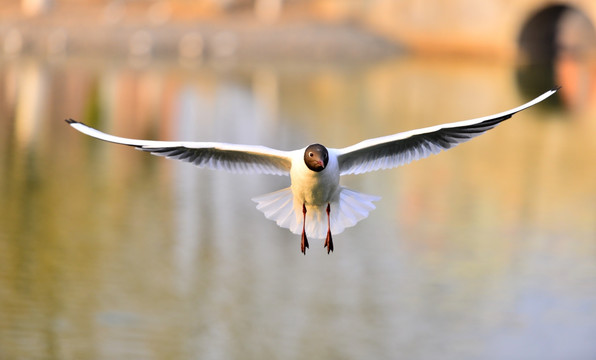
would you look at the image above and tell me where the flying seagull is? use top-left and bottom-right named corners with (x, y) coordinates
top-left (66, 88), bottom-right (558, 254)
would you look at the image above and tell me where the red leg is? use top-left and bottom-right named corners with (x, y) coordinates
top-left (324, 203), bottom-right (334, 254)
top-left (301, 203), bottom-right (309, 255)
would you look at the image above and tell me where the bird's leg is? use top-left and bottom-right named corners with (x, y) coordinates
top-left (301, 203), bottom-right (309, 255)
top-left (324, 203), bottom-right (334, 254)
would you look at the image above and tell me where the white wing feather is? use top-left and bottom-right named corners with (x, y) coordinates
top-left (65, 120), bottom-right (292, 176)
top-left (336, 88), bottom-right (559, 175)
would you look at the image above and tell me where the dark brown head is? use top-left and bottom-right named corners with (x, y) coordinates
top-left (304, 144), bottom-right (329, 172)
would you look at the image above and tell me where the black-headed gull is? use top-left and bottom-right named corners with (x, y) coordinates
top-left (66, 88), bottom-right (558, 254)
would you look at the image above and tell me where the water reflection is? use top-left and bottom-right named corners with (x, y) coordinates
top-left (1, 56), bottom-right (595, 360)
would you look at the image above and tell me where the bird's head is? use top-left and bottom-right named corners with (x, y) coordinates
top-left (304, 144), bottom-right (329, 172)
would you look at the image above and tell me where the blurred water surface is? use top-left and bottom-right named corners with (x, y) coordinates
top-left (1, 55), bottom-right (595, 360)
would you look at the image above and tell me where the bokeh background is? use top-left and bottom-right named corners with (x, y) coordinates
top-left (1, 1), bottom-right (595, 359)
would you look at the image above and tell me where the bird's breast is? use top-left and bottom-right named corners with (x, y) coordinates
top-left (290, 151), bottom-right (340, 206)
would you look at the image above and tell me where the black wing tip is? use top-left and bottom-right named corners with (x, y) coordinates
top-left (551, 85), bottom-right (562, 92)
top-left (65, 118), bottom-right (80, 125)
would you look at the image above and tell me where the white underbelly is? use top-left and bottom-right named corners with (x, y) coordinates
top-left (293, 172), bottom-right (340, 206)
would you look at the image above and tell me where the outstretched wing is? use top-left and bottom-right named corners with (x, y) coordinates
top-left (336, 88), bottom-right (558, 175)
top-left (65, 120), bottom-right (292, 176)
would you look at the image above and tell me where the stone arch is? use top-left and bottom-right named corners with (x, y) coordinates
top-left (517, 4), bottom-right (596, 109)
top-left (518, 4), bottom-right (596, 64)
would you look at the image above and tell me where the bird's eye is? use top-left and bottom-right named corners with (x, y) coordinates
top-left (309, 152), bottom-right (314, 157)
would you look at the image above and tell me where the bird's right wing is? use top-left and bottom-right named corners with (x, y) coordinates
top-left (66, 120), bottom-right (292, 176)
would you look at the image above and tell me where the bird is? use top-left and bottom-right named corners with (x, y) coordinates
top-left (65, 87), bottom-right (558, 254)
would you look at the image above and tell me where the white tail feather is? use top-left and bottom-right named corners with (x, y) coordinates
top-left (253, 188), bottom-right (299, 233)
top-left (252, 187), bottom-right (380, 239)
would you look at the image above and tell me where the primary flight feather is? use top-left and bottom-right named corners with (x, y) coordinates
top-left (66, 88), bottom-right (558, 254)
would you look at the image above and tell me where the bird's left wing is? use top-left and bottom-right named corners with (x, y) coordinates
top-left (336, 88), bottom-right (558, 175)
top-left (65, 120), bottom-right (292, 176)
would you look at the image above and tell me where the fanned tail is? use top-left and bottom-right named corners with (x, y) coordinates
top-left (252, 187), bottom-right (380, 239)
top-left (252, 187), bottom-right (301, 234)
top-left (332, 188), bottom-right (380, 235)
